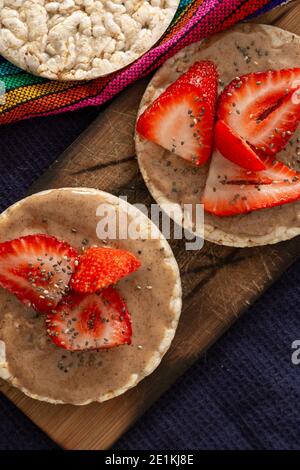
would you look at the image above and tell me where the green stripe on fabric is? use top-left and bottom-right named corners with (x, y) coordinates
top-left (2, 73), bottom-right (45, 92)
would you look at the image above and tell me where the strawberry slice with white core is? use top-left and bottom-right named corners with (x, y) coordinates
top-left (0, 234), bottom-right (78, 313)
top-left (136, 61), bottom-right (218, 165)
top-left (202, 150), bottom-right (300, 216)
top-left (218, 68), bottom-right (300, 154)
top-left (46, 287), bottom-right (132, 351)
top-left (215, 120), bottom-right (266, 171)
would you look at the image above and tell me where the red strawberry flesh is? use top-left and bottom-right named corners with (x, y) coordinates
top-left (136, 60), bottom-right (218, 166)
top-left (249, 88), bottom-right (300, 154)
top-left (218, 68), bottom-right (300, 154)
top-left (202, 150), bottom-right (300, 216)
top-left (71, 246), bottom-right (141, 293)
top-left (0, 234), bottom-right (78, 313)
top-left (215, 120), bottom-right (266, 171)
top-left (46, 286), bottom-right (132, 351)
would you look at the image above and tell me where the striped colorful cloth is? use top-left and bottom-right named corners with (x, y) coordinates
top-left (0, 0), bottom-right (289, 126)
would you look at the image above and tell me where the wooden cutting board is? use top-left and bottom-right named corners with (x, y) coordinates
top-left (1, 2), bottom-right (300, 451)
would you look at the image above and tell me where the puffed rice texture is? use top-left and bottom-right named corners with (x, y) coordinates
top-left (0, 0), bottom-right (179, 80)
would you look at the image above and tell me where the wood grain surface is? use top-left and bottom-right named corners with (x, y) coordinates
top-left (1, 2), bottom-right (300, 450)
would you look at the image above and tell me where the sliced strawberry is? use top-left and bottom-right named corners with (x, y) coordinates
top-left (218, 68), bottom-right (300, 154)
top-left (46, 286), bottom-right (132, 351)
top-left (202, 150), bottom-right (300, 216)
top-left (0, 234), bottom-right (78, 313)
top-left (215, 120), bottom-right (266, 171)
top-left (70, 246), bottom-right (141, 293)
top-left (249, 88), bottom-right (300, 154)
top-left (136, 60), bottom-right (218, 165)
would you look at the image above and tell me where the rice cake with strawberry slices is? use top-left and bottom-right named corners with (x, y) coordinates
top-left (0, 188), bottom-right (181, 405)
top-left (136, 24), bottom-right (300, 247)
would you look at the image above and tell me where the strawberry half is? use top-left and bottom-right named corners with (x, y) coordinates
top-left (215, 120), bottom-right (266, 171)
top-left (218, 68), bottom-right (300, 154)
top-left (70, 246), bottom-right (141, 293)
top-left (0, 234), bottom-right (78, 313)
top-left (46, 286), bottom-right (132, 351)
top-left (202, 150), bottom-right (300, 216)
top-left (136, 60), bottom-right (218, 165)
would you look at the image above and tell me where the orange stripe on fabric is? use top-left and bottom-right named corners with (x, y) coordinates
top-left (0, 81), bottom-right (74, 112)
top-left (0, 78), bottom-right (113, 123)
top-left (0, 74), bottom-right (111, 114)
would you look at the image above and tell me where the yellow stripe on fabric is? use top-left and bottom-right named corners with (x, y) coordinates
top-left (0, 80), bottom-right (75, 112)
